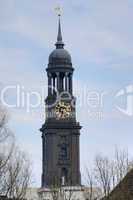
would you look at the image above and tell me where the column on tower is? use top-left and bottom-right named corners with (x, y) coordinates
top-left (48, 73), bottom-right (52, 96)
top-left (53, 75), bottom-right (56, 94)
top-left (56, 72), bottom-right (60, 92)
top-left (65, 72), bottom-right (68, 92)
top-left (63, 74), bottom-right (65, 91)
top-left (60, 73), bottom-right (64, 92)
top-left (69, 73), bottom-right (73, 94)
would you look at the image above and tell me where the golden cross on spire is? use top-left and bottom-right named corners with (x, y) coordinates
top-left (55, 5), bottom-right (62, 17)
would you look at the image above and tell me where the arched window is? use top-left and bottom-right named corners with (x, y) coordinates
top-left (61, 167), bottom-right (68, 185)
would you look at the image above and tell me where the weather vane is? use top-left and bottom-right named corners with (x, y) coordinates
top-left (54, 5), bottom-right (62, 17)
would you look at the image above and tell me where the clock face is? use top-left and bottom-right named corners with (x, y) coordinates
top-left (55, 101), bottom-right (71, 119)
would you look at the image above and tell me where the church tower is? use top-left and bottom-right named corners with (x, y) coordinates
top-left (40, 15), bottom-right (81, 187)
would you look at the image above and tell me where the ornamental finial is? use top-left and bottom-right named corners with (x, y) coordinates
top-left (55, 6), bottom-right (62, 17)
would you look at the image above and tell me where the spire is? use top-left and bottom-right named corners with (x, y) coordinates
top-left (55, 14), bottom-right (64, 49)
top-left (57, 16), bottom-right (62, 42)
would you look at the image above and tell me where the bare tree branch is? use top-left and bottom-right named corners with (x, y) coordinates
top-left (0, 105), bottom-right (32, 200)
top-left (85, 148), bottom-right (133, 200)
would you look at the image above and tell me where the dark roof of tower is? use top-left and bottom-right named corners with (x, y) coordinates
top-left (48, 16), bottom-right (72, 67)
top-left (101, 169), bottom-right (133, 200)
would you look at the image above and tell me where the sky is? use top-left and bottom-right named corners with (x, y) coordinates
top-left (1, 0), bottom-right (133, 187)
